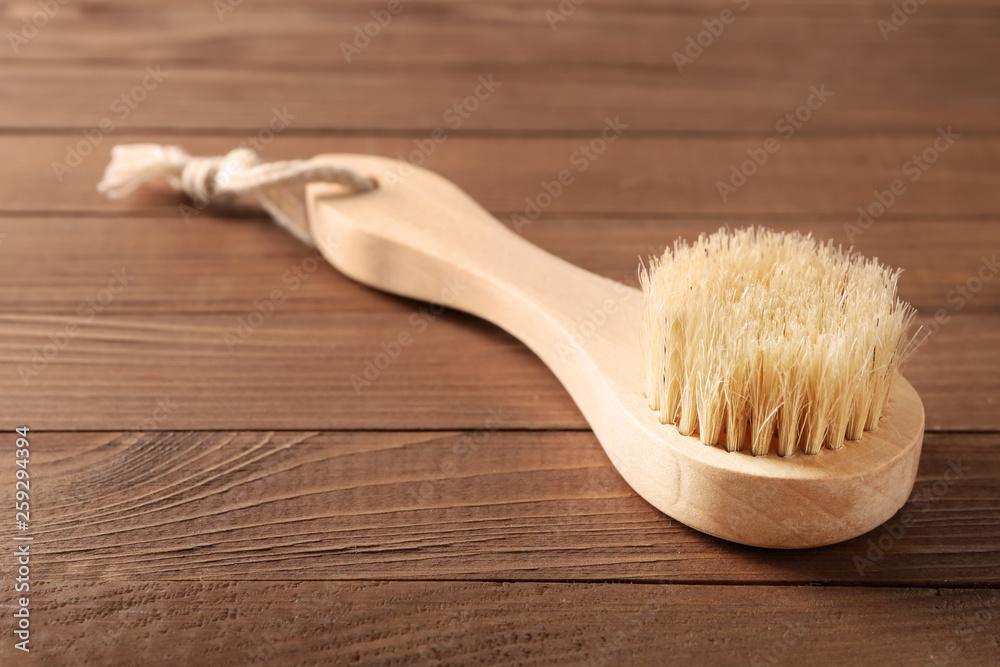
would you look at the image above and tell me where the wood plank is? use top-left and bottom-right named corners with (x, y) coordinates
top-left (4, 134), bottom-right (999, 216)
top-left (0, 214), bottom-right (995, 431)
top-left (1, 581), bottom-right (997, 666)
top-left (0, 216), bottom-right (995, 314)
top-left (0, 0), bottom-right (994, 660)
top-left (8, 2), bottom-right (998, 68)
top-left (1, 1), bottom-right (997, 132)
top-left (2, 23), bottom-right (996, 133)
top-left (0, 274), bottom-right (995, 432)
top-left (0, 306), bottom-right (994, 431)
top-left (3, 430), bottom-right (997, 585)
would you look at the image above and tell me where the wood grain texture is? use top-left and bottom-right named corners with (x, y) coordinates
top-left (0, 216), bottom-right (995, 313)
top-left (0, 310), bottom-right (994, 432)
top-left (0, 214), bottom-right (994, 434)
top-left (3, 135), bottom-right (999, 215)
top-left (2, 0), bottom-right (998, 659)
top-left (0, 581), bottom-right (997, 666)
top-left (2, 430), bottom-right (996, 585)
top-left (0, 7), bottom-right (996, 132)
top-left (7, 0), bottom-right (999, 71)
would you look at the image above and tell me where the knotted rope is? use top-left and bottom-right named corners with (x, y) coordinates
top-left (97, 144), bottom-right (375, 245)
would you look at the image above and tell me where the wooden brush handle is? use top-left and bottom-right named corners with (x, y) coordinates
top-left (306, 154), bottom-right (926, 549)
top-left (306, 156), bottom-right (629, 354)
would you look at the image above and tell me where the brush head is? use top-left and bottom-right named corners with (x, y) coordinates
top-left (639, 227), bottom-right (916, 457)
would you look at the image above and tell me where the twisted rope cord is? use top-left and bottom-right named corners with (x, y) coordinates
top-left (97, 144), bottom-right (375, 245)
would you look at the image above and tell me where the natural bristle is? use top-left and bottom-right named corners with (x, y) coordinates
top-left (639, 227), bottom-right (916, 457)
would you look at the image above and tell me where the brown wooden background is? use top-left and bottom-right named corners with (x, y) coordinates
top-left (0, 1), bottom-right (998, 664)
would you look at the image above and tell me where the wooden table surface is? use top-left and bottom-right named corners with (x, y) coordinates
top-left (1, 1), bottom-right (998, 664)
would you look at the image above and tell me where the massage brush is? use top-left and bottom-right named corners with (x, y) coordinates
top-left (99, 146), bottom-right (925, 549)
